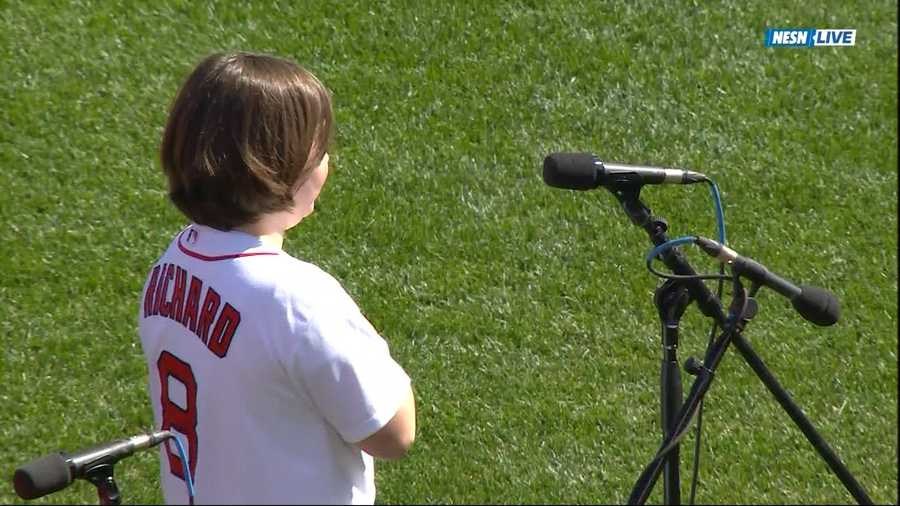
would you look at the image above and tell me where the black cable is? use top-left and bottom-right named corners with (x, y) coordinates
top-left (688, 262), bottom-right (726, 504)
top-left (646, 259), bottom-right (733, 281)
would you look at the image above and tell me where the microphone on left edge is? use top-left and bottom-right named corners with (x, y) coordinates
top-left (12, 430), bottom-right (172, 500)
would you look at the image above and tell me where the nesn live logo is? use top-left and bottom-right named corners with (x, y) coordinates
top-left (765, 28), bottom-right (856, 47)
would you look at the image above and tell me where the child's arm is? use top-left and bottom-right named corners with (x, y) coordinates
top-left (355, 386), bottom-right (416, 460)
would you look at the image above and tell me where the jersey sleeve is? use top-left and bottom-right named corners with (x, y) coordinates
top-left (286, 282), bottom-right (411, 444)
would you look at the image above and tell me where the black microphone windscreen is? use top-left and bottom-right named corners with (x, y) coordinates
top-left (792, 285), bottom-right (840, 326)
top-left (13, 453), bottom-right (72, 500)
top-left (543, 152), bottom-right (600, 190)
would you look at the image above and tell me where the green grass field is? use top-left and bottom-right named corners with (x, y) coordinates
top-left (1, 0), bottom-right (897, 504)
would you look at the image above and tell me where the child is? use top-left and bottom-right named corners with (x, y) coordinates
top-left (138, 51), bottom-right (416, 505)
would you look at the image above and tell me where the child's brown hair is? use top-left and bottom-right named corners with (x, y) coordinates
top-left (160, 52), bottom-right (334, 230)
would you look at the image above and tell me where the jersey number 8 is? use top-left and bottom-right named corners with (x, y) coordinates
top-left (157, 351), bottom-right (199, 483)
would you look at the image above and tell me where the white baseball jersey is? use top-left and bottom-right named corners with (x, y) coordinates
top-left (138, 224), bottom-right (411, 505)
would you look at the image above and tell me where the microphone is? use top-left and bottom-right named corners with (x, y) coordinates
top-left (694, 237), bottom-right (840, 326)
top-left (12, 430), bottom-right (171, 500)
top-left (543, 152), bottom-right (708, 190)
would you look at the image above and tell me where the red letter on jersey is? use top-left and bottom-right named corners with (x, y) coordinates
top-left (207, 303), bottom-right (241, 358)
top-left (152, 263), bottom-right (168, 316)
top-left (181, 276), bottom-right (203, 332)
top-left (157, 264), bottom-right (176, 318)
top-left (169, 266), bottom-right (187, 324)
top-left (196, 287), bottom-right (221, 344)
top-left (143, 265), bottom-right (161, 318)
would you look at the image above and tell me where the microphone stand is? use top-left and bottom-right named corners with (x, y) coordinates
top-left (654, 278), bottom-right (691, 505)
top-left (606, 185), bottom-right (873, 505)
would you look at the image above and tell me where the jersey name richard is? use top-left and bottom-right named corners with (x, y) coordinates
top-left (142, 262), bottom-right (241, 358)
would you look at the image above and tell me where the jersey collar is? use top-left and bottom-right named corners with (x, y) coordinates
top-left (176, 224), bottom-right (282, 262)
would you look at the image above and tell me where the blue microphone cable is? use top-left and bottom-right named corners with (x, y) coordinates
top-left (708, 180), bottom-right (726, 245)
top-left (644, 178), bottom-right (728, 279)
top-left (692, 178), bottom-right (727, 505)
top-left (166, 432), bottom-right (195, 504)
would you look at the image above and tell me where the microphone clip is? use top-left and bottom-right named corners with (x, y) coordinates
top-left (608, 185), bottom-right (666, 232)
top-left (83, 464), bottom-right (121, 506)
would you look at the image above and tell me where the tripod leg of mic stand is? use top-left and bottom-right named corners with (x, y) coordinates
top-left (730, 334), bottom-right (873, 505)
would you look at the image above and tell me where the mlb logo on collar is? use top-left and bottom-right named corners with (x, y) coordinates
top-left (765, 28), bottom-right (857, 47)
